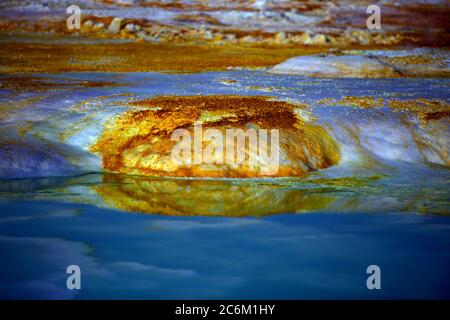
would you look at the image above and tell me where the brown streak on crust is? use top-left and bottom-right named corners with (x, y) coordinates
top-left (0, 42), bottom-right (326, 73)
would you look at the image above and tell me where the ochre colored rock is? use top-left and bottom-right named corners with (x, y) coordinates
top-left (90, 95), bottom-right (340, 177)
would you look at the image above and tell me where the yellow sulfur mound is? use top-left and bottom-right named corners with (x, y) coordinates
top-left (90, 95), bottom-right (340, 177)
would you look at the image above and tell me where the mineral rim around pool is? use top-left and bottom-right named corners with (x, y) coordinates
top-left (90, 95), bottom-right (340, 177)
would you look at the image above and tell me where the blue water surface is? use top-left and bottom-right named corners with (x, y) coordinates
top-left (0, 199), bottom-right (449, 299)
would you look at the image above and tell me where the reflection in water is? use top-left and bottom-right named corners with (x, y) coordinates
top-left (94, 174), bottom-right (336, 216)
top-left (0, 170), bottom-right (448, 216)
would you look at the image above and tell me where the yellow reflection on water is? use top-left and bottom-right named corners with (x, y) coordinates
top-left (93, 174), bottom-right (339, 216)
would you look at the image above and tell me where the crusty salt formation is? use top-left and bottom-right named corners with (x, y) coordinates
top-left (90, 95), bottom-right (340, 177)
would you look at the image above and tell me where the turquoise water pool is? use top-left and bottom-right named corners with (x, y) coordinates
top-left (0, 198), bottom-right (449, 299)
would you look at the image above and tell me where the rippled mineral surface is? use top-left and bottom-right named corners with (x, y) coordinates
top-left (0, 0), bottom-right (449, 299)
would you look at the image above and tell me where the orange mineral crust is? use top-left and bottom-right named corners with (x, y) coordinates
top-left (318, 96), bottom-right (450, 122)
top-left (90, 95), bottom-right (340, 178)
top-left (0, 42), bottom-right (326, 73)
top-left (388, 99), bottom-right (450, 122)
top-left (0, 76), bottom-right (118, 92)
